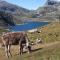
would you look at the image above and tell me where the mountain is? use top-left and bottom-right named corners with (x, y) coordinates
top-left (0, 0), bottom-right (60, 27)
top-left (36, 0), bottom-right (60, 22)
top-left (0, 10), bottom-right (16, 29)
top-left (0, 1), bottom-right (35, 26)
top-left (0, 1), bottom-right (32, 16)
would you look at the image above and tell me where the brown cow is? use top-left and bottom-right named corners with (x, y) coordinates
top-left (1, 32), bottom-right (31, 58)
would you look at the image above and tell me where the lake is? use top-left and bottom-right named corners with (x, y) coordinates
top-left (9, 22), bottom-right (49, 31)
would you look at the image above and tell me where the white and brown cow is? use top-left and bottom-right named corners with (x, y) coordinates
top-left (1, 32), bottom-right (31, 58)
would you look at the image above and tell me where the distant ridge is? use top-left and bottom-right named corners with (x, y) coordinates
top-left (0, 11), bottom-right (15, 29)
top-left (0, 1), bottom-right (34, 28)
top-left (46, 0), bottom-right (60, 5)
top-left (0, 1), bottom-right (32, 16)
top-left (36, 0), bottom-right (60, 22)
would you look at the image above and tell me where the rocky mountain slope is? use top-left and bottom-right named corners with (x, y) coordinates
top-left (0, 1), bottom-right (32, 16)
top-left (0, 0), bottom-right (60, 29)
top-left (0, 1), bottom-right (34, 28)
top-left (37, 0), bottom-right (60, 21)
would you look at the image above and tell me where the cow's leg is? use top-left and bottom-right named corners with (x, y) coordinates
top-left (27, 45), bottom-right (31, 53)
top-left (5, 45), bottom-right (9, 58)
top-left (19, 40), bottom-right (23, 55)
top-left (8, 45), bottom-right (12, 57)
top-left (20, 45), bottom-right (23, 55)
top-left (26, 42), bottom-right (31, 54)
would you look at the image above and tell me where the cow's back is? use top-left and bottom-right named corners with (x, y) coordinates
top-left (1, 32), bottom-right (27, 45)
top-left (2, 32), bottom-right (27, 45)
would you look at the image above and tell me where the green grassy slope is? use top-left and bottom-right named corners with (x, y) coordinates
top-left (0, 41), bottom-right (60, 60)
top-left (0, 22), bottom-right (60, 60)
top-left (27, 22), bottom-right (60, 43)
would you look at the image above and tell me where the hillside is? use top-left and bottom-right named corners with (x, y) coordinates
top-left (0, 10), bottom-right (15, 29)
top-left (0, 0), bottom-right (60, 28)
top-left (0, 0), bottom-right (60, 23)
top-left (0, 1), bottom-right (35, 24)
top-left (0, 22), bottom-right (60, 43)
top-left (27, 22), bottom-right (60, 43)
top-left (0, 1), bottom-right (32, 16)
top-left (36, 0), bottom-right (60, 22)
top-left (0, 22), bottom-right (60, 60)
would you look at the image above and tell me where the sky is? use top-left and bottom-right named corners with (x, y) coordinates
top-left (5, 0), bottom-right (47, 10)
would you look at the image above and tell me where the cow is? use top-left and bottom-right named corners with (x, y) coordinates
top-left (1, 32), bottom-right (31, 58)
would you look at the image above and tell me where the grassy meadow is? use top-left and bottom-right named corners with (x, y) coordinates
top-left (27, 22), bottom-right (60, 43)
top-left (0, 22), bottom-right (60, 60)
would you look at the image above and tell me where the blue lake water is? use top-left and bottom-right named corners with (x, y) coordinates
top-left (10, 22), bottom-right (49, 31)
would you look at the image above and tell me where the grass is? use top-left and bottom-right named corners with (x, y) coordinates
top-left (27, 22), bottom-right (60, 43)
top-left (0, 29), bottom-right (9, 34)
top-left (0, 22), bottom-right (60, 60)
top-left (0, 41), bottom-right (60, 60)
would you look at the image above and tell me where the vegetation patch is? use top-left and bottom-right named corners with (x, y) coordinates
top-left (27, 22), bottom-right (60, 43)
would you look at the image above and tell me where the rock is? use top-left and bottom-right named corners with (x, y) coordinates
top-left (36, 38), bottom-right (43, 44)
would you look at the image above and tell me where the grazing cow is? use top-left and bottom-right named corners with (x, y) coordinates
top-left (1, 32), bottom-right (31, 58)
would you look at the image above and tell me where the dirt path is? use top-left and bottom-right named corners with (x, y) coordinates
top-left (10, 41), bottom-right (60, 52)
top-left (0, 41), bottom-right (60, 60)
top-left (32, 41), bottom-right (60, 50)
